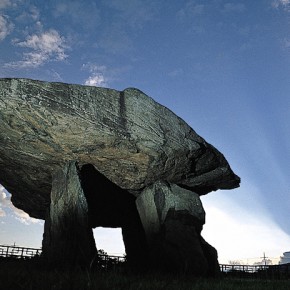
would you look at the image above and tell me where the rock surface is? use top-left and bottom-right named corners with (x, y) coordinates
top-left (136, 181), bottom-right (205, 243)
top-left (0, 78), bottom-right (240, 275)
top-left (136, 181), bottom-right (219, 276)
top-left (42, 161), bottom-right (96, 267)
top-left (0, 78), bottom-right (240, 219)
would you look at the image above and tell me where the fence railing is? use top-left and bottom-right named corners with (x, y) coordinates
top-left (0, 244), bottom-right (41, 259)
top-left (1, 244), bottom-right (289, 279)
top-left (220, 264), bottom-right (268, 273)
top-left (220, 263), bottom-right (290, 279)
top-left (0, 244), bottom-right (125, 264)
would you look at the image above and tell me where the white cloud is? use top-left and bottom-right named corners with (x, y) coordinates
top-left (0, 185), bottom-right (41, 225)
top-left (0, 185), bottom-right (11, 208)
top-left (17, 29), bottom-right (67, 59)
top-left (0, 14), bottom-right (13, 41)
top-left (14, 209), bottom-right (40, 225)
top-left (85, 74), bottom-right (107, 87)
top-left (5, 29), bottom-right (68, 68)
top-left (83, 64), bottom-right (108, 87)
top-left (29, 5), bottom-right (40, 21)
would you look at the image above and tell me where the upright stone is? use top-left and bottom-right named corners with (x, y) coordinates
top-left (136, 181), bottom-right (219, 276)
top-left (42, 161), bottom-right (96, 267)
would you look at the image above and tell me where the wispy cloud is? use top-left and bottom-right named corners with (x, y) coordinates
top-left (0, 0), bottom-right (13, 9)
top-left (97, 0), bottom-right (157, 55)
top-left (177, 1), bottom-right (205, 20)
top-left (53, 0), bottom-right (101, 29)
top-left (272, 0), bottom-right (290, 9)
top-left (5, 29), bottom-right (68, 68)
top-left (176, 1), bottom-right (207, 34)
top-left (283, 38), bottom-right (290, 48)
top-left (0, 14), bottom-right (13, 41)
top-left (14, 209), bottom-right (41, 225)
top-left (83, 64), bottom-right (108, 87)
top-left (222, 3), bottom-right (246, 13)
top-left (0, 185), bottom-right (41, 225)
top-left (168, 68), bottom-right (184, 78)
top-left (105, 0), bottom-right (156, 30)
top-left (98, 24), bottom-right (133, 55)
top-left (177, 1), bottom-right (246, 22)
top-left (16, 5), bottom-right (40, 23)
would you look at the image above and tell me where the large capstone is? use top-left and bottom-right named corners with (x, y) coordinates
top-left (0, 78), bottom-right (240, 275)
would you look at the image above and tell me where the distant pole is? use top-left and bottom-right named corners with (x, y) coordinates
top-left (261, 252), bottom-right (268, 266)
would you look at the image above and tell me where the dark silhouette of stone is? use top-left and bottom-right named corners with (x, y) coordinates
top-left (41, 161), bottom-right (96, 267)
top-left (200, 236), bottom-right (221, 277)
top-left (0, 78), bottom-right (240, 275)
top-left (136, 181), bottom-right (214, 276)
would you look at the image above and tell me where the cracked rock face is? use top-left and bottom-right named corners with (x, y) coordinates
top-left (0, 78), bottom-right (240, 274)
top-left (136, 181), bottom-right (219, 275)
top-left (0, 78), bottom-right (240, 219)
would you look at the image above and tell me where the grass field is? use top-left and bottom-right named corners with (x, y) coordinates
top-left (0, 259), bottom-right (289, 290)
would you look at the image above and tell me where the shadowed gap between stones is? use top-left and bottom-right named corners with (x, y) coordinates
top-left (79, 164), bottom-right (149, 270)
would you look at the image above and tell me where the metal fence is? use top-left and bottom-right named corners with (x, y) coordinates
top-left (1, 244), bottom-right (289, 279)
top-left (220, 264), bottom-right (268, 273)
top-left (0, 244), bottom-right (125, 265)
top-left (220, 263), bottom-right (290, 279)
top-left (95, 253), bottom-right (126, 270)
top-left (0, 244), bottom-right (41, 259)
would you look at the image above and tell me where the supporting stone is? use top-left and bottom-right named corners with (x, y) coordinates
top-left (79, 164), bottom-right (149, 270)
top-left (121, 210), bottom-right (149, 272)
top-left (136, 181), bottom-right (220, 276)
top-left (42, 161), bottom-right (96, 268)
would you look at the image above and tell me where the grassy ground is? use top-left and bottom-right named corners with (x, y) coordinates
top-left (0, 259), bottom-right (289, 290)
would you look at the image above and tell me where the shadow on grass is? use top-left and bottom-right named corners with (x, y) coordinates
top-left (0, 258), bottom-right (289, 290)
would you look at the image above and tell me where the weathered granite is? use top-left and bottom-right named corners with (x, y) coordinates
top-left (136, 181), bottom-right (205, 242)
top-left (0, 78), bottom-right (240, 275)
top-left (41, 161), bottom-right (96, 267)
top-left (0, 78), bottom-right (240, 219)
top-left (136, 181), bottom-right (219, 276)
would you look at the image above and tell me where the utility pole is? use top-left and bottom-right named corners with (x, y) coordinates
top-left (261, 252), bottom-right (268, 266)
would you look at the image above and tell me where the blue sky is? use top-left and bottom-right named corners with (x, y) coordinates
top-left (0, 0), bottom-right (290, 264)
